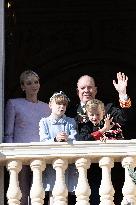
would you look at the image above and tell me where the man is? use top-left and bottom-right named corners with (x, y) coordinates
top-left (68, 72), bottom-right (131, 205)
top-left (76, 72), bottom-right (131, 127)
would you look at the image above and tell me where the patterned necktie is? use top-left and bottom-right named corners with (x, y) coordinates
top-left (81, 104), bottom-right (86, 114)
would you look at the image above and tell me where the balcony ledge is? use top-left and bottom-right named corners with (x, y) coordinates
top-left (0, 139), bottom-right (136, 164)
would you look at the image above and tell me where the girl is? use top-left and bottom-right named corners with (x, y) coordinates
top-left (39, 91), bottom-right (78, 205)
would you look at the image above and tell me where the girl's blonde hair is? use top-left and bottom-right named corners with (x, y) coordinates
top-left (20, 70), bottom-right (39, 85)
top-left (85, 99), bottom-right (105, 114)
top-left (49, 91), bottom-right (70, 106)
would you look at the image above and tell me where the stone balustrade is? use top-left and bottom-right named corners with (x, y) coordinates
top-left (0, 139), bottom-right (136, 205)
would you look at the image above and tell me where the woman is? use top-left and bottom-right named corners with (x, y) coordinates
top-left (4, 70), bottom-right (51, 205)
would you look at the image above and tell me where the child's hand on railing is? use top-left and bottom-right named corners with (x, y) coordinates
top-left (100, 135), bottom-right (108, 143)
top-left (56, 132), bottom-right (68, 142)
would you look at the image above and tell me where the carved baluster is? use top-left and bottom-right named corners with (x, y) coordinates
top-left (121, 157), bottom-right (136, 205)
top-left (75, 158), bottom-right (91, 205)
top-left (99, 157), bottom-right (115, 205)
top-left (30, 159), bottom-right (46, 205)
top-left (6, 160), bottom-right (22, 205)
top-left (52, 158), bottom-right (68, 205)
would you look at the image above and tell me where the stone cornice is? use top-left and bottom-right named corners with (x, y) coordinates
top-left (0, 140), bottom-right (136, 164)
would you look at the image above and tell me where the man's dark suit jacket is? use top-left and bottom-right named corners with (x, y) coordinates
top-left (67, 101), bottom-right (132, 140)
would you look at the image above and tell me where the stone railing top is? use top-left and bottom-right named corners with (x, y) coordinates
top-left (0, 140), bottom-right (136, 164)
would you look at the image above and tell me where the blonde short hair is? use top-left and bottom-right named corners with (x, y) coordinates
top-left (85, 99), bottom-right (105, 113)
top-left (50, 91), bottom-right (70, 106)
top-left (20, 70), bottom-right (39, 85)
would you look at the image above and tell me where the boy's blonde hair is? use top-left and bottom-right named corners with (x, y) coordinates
top-left (85, 99), bottom-right (105, 114)
top-left (20, 70), bottom-right (39, 85)
top-left (49, 91), bottom-right (70, 106)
